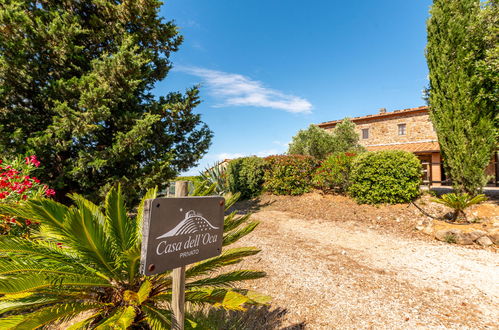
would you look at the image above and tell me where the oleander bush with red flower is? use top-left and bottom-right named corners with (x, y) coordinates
top-left (312, 152), bottom-right (357, 194)
top-left (263, 155), bottom-right (320, 195)
top-left (0, 156), bottom-right (55, 237)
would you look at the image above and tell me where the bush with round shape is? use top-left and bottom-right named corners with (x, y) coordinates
top-left (227, 157), bottom-right (266, 199)
top-left (313, 152), bottom-right (357, 194)
top-left (348, 150), bottom-right (422, 204)
top-left (263, 155), bottom-right (319, 196)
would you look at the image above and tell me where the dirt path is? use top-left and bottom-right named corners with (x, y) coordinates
top-left (233, 210), bottom-right (499, 329)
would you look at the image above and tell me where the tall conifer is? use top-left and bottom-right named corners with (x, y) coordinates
top-left (0, 1), bottom-right (213, 202)
top-left (426, 0), bottom-right (497, 194)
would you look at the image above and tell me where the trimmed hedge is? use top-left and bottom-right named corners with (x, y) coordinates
top-left (348, 150), bottom-right (422, 204)
top-left (227, 157), bottom-right (266, 199)
top-left (313, 152), bottom-right (357, 193)
top-left (263, 155), bottom-right (319, 195)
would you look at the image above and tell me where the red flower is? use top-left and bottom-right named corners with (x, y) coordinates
top-left (25, 155), bottom-right (41, 167)
top-left (45, 188), bottom-right (56, 197)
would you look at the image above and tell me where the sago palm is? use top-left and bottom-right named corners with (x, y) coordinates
top-left (432, 192), bottom-right (487, 221)
top-left (0, 184), bottom-right (268, 328)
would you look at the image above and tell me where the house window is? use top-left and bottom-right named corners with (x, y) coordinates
top-left (398, 123), bottom-right (406, 135)
top-left (362, 128), bottom-right (369, 139)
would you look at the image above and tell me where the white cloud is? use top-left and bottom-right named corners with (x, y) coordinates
top-left (214, 149), bottom-right (281, 161)
top-left (215, 152), bottom-right (246, 161)
top-left (177, 66), bottom-right (312, 114)
top-left (256, 149), bottom-right (280, 157)
top-left (272, 140), bottom-right (290, 148)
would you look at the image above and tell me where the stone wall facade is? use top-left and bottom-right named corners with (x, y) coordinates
top-left (324, 110), bottom-right (438, 147)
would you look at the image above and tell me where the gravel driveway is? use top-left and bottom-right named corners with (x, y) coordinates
top-left (232, 209), bottom-right (498, 329)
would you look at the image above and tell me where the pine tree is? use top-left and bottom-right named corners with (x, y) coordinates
top-left (0, 1), bottom-right (213, 203)
top-left (426, 0), bottom-right (497, 194)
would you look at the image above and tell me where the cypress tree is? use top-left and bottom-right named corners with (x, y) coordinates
top-left (0, 1), bottom-right (213, 203)
top-left (426, 0), bottom-right (497, 194)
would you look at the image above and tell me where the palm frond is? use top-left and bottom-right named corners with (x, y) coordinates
top-left (0, 237), bottom-right (89, 273)
top-left (137, 279), bottom-right (152, 304)
top-left (0, 302), bottom-right (105, 329)
top-left (0, 294), bottom-right (67, 315)
top-left (61, 199), bottom-right (117, 277)
top-left (141, 304), bottom-right (172, 329)
top-left (186, 247), bottom-right (261, 278)
top-left (186, 270), bottom-right (266, 288)
top-left (104, 185), bottom-right (132, 252)
top-left (224, 192), bottom-right (241, 210)
top-left (223, 221), bottom-right (259, 246)
top-left (66, 311), bottom-right (102, 330)
top-left (121, 244), bottom-right (141, 284)
top-left (223, 212), bottom-right (252, 232)
top-left (192, 182), bottom-right (217, 196)
top-left (0, 257), bottom-right (93, 277)
top-left (95, 306), bottom-right (136, 329)
top-left (184, 287), bottom-right (270, 311)
top-left (0, 199), bottom-right (69, 235)
top-left (0, 273), bottom-right (111, 295)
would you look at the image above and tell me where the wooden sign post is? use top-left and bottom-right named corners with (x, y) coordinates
top-left (139, 181), bottom-right (224, 330)
top-left (172, 181), bottom-right (188, 330)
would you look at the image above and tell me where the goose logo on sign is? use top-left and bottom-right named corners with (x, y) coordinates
top-left (140, 196), bottom-right (224, 275)
top-left (156, 210), bottom-right (219, 238)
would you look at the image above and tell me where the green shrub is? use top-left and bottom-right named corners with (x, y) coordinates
top-left (348, 150), bottom-right (422, 204)
top-left (263, 155), bottom-right (319, 195)
top-left (227, 157), bottom-right (266, 199)
top-left (313, 152), bottom-right (357, 193)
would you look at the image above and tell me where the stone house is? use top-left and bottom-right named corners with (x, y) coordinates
top-left (318, 106), bottom-right (498, 186)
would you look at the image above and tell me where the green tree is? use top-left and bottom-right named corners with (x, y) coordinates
top-left (0, 185), bottom-right (268, 328)
top-left (333, 118), bottom-right (364, 153)
top-left (288, 124), bottom-right (336, 159)
top-left (426, 0), bottom-right (497, 195)
top-left (0, 1), bottom-right (212, 203)
top-left (288, 119), bottom-right (363, 160)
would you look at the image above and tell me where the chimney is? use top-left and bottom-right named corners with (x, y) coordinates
top-left (379, 108), bottom-right (387, 114)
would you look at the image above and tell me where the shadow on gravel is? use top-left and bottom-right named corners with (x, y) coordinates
top-left (228, 197), bottom-right (275, 215)
top-left (191, 305), bottom-right (306, 330)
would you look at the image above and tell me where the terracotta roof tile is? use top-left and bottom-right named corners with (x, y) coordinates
top-left (318, 106), bottom-right (429, 128)
top-left (366, 141), bottom-right (440, 153)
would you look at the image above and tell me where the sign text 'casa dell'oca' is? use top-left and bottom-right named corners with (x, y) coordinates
top-left (140, 196), bottom-right (224, 276)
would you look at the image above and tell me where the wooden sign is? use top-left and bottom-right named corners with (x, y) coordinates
top-left (140, 196), bottom-right (225, 276)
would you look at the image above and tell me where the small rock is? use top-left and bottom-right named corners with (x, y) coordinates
top-left (435, 229), bottom-right (462, 243)
top-left (487, 228), bottom-right (499, 245)
top-left (423, 225), bottom-right (434, 235)
top-left (467, 230), bottom-right (487, 242)
top-left (476, 236), bottom-right (493, 247)
top-left (341, 251), bottom-right (347, 255)
top-left (416, 225), bottom-right (425, 231)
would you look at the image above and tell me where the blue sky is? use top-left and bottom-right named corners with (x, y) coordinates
top-left (155, 0), bottom-right (433, 175)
